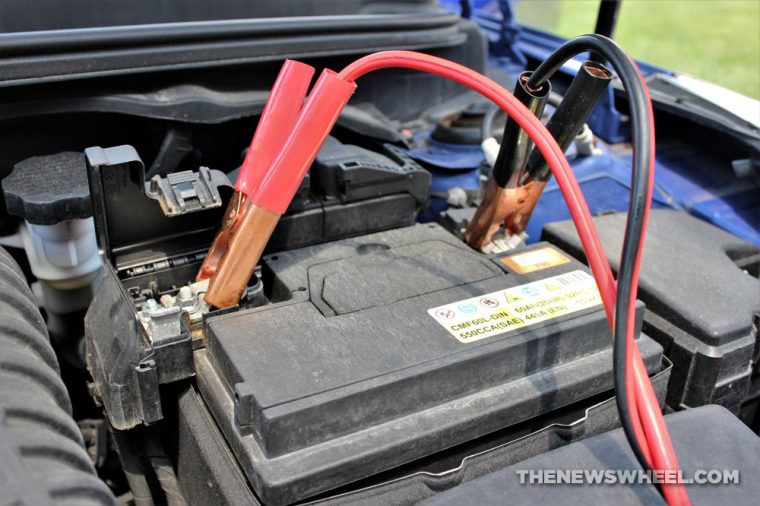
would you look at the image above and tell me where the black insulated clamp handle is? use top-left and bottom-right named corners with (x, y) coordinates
top-left (524, 60), bottom-right (613, 183)
top-left (491, 71), bottom-right (551, 188)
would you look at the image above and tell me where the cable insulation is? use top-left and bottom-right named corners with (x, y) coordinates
top-left (528, 35), bottom-right (687, 505)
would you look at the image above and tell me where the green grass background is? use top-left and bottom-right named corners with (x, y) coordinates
top-left (515, 0), bottom-right (760, 99)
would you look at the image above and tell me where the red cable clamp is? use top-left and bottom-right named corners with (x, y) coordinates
top-left (200, 64), bottom-right (355, 309)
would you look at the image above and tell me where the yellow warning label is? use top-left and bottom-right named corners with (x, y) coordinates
top-left (428, 270), bottom-right (602, 343)
top-left (506, 292), bottom-right (523, 303)
top-left (500, 246), bottom-right (570, 274)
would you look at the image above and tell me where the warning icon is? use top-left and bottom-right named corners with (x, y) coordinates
top-left (458, 303), bottom-right (478, 314)
top-left (435, 308), bottom-right (456, 320)
top-left (506, 292), bottom-right (522, 303)
top-left (479, 296), bottom-right (499, 308)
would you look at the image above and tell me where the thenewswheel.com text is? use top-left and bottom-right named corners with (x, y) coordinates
top-left (516, 469), bottom-right (739, 485)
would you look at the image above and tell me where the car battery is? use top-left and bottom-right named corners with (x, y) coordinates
top-left (194, 223), bottom-right (664, 504)
top-left (544, 210), bottom-right (760, 416)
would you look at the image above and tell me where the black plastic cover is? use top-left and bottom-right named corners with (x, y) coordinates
top-left (543, 210), bottom-right (760, 412)
top-left (0, 0), bottom-right (441, 31)
top-left (196, 224), bottom-right (663, 504)
top-left (85, 261), bottom-right (195, 430)
top-left (421, 405), bottom-right (760, 506)
top-left (2, 151), bottom-right (92, 224)
top-left (174, 364), bottom-right (672, 506)
top-left (0, 12), bottom-right (464, 87)
top-left (86, 145), bottom-right (232, 271)
top-left (311, 136), bottom-right (430, 205)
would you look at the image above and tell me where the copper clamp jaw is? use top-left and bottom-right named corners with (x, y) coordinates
top-left (197, 191), bottom-right (280, 309)
top-left (464, 178), bottom-right (546, 251)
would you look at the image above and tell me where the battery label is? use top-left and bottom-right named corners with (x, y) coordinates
top-left (428, 270), bottom-right (602, 343)
top-left (500, 246), bottom-right (570, 274)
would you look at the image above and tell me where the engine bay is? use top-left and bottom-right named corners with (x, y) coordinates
top-left (0, 2), bottom-right (759, 505)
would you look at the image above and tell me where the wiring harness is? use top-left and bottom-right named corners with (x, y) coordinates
top-left (200, 36), bottom-right (689, 505)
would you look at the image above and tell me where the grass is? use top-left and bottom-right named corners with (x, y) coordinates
top-left (515, 0), bottom-right (760, 99)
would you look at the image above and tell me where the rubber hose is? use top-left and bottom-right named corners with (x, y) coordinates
top-left (0, 247), bottom-right (115, 506)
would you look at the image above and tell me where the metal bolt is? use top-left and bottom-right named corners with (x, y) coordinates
top-left (176, 285), bottom-right (199, 312)
top-left (177, 286), bottom-right (193, 302)
top-left (140, 298), bottom-right (159, 325)
top-left (143, 298), bottom-right (159, 312)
